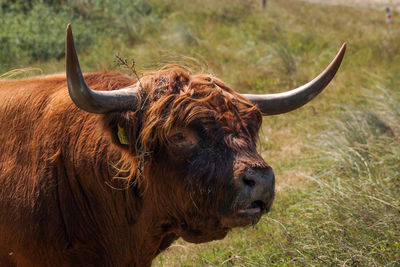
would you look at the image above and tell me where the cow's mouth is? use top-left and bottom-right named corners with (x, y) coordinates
top-left (220, 200), bottom-right (271, 228)
top-left (237, 200), bottom-right (266, 216)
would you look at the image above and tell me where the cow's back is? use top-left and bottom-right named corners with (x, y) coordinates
top-left (0, 75), bottom-right (74, 265)
top-left (0, 72), bottom-right (139, 266)
top-left (0, 74), bottom-right (69, 204)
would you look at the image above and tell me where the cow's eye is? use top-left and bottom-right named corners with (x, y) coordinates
top-left (169, 131), bottom-right (198, 148)
top-left (171, 133), bottom-right (186, 143)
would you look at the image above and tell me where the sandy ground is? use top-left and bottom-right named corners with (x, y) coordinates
top-left (300, 0), bottom-right (400, 10)
top-left (330, 0), bottom-right (400, 4)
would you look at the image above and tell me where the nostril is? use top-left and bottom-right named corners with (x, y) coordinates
top-left (242, 177), bottom-right (256, 187)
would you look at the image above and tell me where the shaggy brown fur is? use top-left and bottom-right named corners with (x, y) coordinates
top-left (0, 66), bottom-right (270, 266)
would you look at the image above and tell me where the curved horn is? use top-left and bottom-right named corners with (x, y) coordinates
top-left (243, 43), bottom-right (346, 115)
top-left (66, 24), bottom-right (139, 114)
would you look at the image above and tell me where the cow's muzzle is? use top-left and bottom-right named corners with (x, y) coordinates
top-left (221, 167), bottom-right (275, 228)
top-left (236, 167), bottom-right (275, 216)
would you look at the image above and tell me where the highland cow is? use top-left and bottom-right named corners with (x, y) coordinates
top-left (0, 25), bottom-right (346, 266)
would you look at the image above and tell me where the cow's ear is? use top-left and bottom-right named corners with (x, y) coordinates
top-left (103, 111), bottom-right (141, 151)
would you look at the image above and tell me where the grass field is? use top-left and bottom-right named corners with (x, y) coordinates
top-left (1, 0), bottom-right (400, 266)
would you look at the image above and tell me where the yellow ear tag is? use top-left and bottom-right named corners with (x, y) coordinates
top-left (117, 124), bottom-right (129, 145)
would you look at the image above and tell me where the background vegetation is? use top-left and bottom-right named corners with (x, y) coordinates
top-left (1, 0), bottom-right (399, 265)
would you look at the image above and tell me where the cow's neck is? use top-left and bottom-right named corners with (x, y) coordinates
top-left (126, 199), bottom-right (180, 266)
top-left (65, 132), bottom-right (178, 266)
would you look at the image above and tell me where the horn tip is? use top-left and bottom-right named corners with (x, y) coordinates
top-left (340, 42), bottom-right (347, 54)
top-left (66, 24), bottom-right (75, 53)
top-left (66, 24), bottom-right (73, 43)
top-left (66, 24), bottom-right (72, 35)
